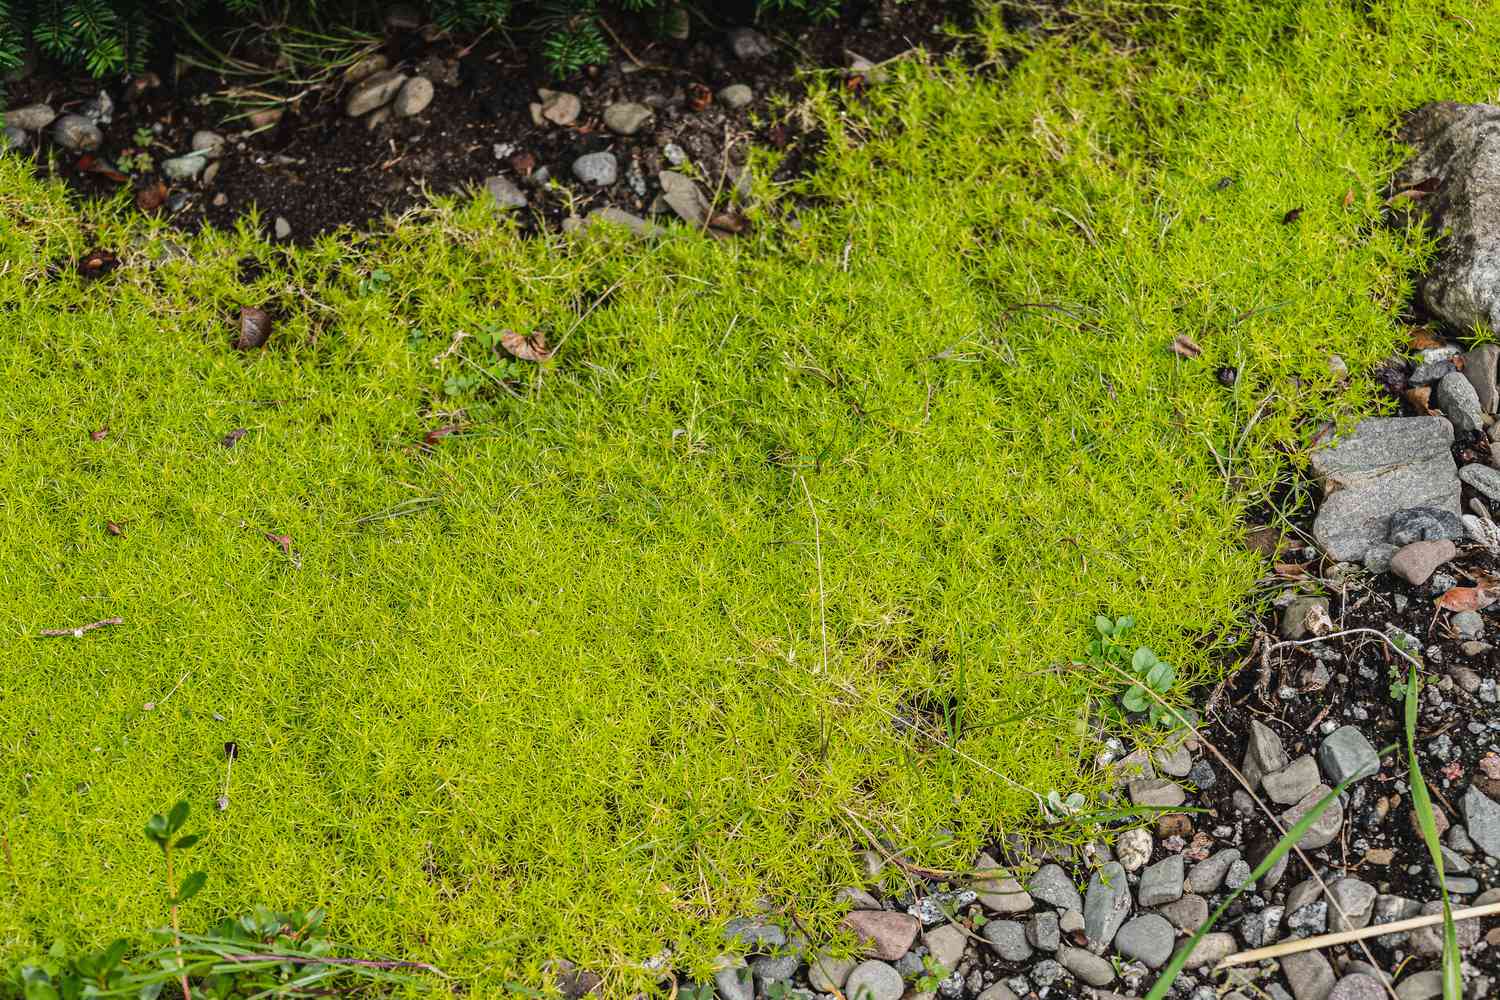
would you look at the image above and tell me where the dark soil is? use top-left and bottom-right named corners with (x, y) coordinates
top-left (3, 1), bottom-right (972, 241)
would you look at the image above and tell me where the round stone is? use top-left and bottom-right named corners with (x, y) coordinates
top-left (393, 77), bottom-right (435, 117)
top-left (1113, 913), bottom-right (1175, 969)
top-left (603, 102), bottom-right (653, 135)
top-left (718, 84), bottom-right (754, 109)
top-left (161, 153), bottom-right (207, 180)
top-left (844, 961), bottom-right (903, 1000)
top-left (191, 130), bottom-right (226, 158)
top-left (572, 151), bottom-right (619, 186)
top-left (51, 114), bottom-right (102, 152)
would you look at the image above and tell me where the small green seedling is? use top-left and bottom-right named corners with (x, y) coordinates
top-left (1088, 616), bottom-right (1180, 727)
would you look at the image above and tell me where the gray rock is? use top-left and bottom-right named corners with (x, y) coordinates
top-left (1083, 862), bottom-right (1131, 950)
top-left (1465, 343), bottom-right (1500, 412)
top-left (1127, 778), bottom-right (1185, 808)
top-left (1058, 908), bottom-right (1084, 934)
top-left (344, 70), bottom-right (407, 117)
top-left (603, 102), bottom-right (653, 135)
top-left (1373, 894), bottom-right (1421, 946)
top-left (1186, 849), bottom-right (1241, 894)
top-left (4, 102), bottom-right (55, 130)
top-left (975, 984), bottom-right (1017, 1000)
top-left (714, 962), bottom-right (753, 1000)
top-left (1026, 911), bottom-right (1060, 952)
top-left (191, 130), bottom-right (225, 158)
top-left (1174, 932), bottom-right (1236, 970)
top-left (1244, 721), bottom-right (1290, 790)
top-left (981, 920), bottom-right (1031, 962)
top-left (1393, 970), bottom-right (1443, 1000)
top-left (1390, 538), bottom-right (1456, 585)
top-left (392, 76), bottom-right (434, 117)
top-left (1240, 905), bottom-right (1283, 948)
top-left (1461, 784), bottom-right (1500, 858)
top-left (925, 923), bottom-right (965, 971)
top-left (1392, 104), bottom-right (1500, 335)
top-left (1363, 542), bottom-right (1398, 574)
top-left (1411, 899), bottom-right (1480, 955)
top-left (273, 217), bottom-right (291, 240)
top-left (160, 153), bottom-right (207, 181)
top-left (1056, 946), bottom-right (1114, 987)
top-left (727, 27), bottom-right (773, 59)
top-left (1224, 859), bottom-right (1255, 891)
top-left (51, 114), bottom-right (101, 151)
top-left (807, 954), bottom-right (854, 992)
top-left (972, 852), bottom-right (1034, 913)
top-left (1137, 854), bottom-right (1185, 908)
top-left (1409, 359), bottom-right (1456, 385)
top-left (1437, 371), bottom-right (1485, 433)
top-left (844, 961), bottom-right (903, 1000)
top-left (1115, 826), bottom-right (1153, 872)
top-left (1279, 951), bottom-right (1336, 1000)
top-left (751, 953), bottom-right (799, 988)
top-left (535, 89), bottom-right (580, 126)
top-left (572, 152), bottom-right (619, 186)
top-left (1453, 610), bottom-right (1485, 639)
top-left (1113, 914), bottom-right (1174, 969)
top-left (659, 169), bottom-right (711, 226)
top-left (1317, 726), bottom-right (1381, 785)
top-left (1310, 416), bottom-right (1459, 561)
top-left (718, 84), bottom-right (754, 109)
top-left (1389, 505), bottom-right (1466, 544)
top-left (1263, 755), bottom-right (1322, 805)
top-left (1280, 598), bottom-right (1330, 640)
top-left (1329, 973), bottom-right (1385, 1000)
top-left (1028, 960), bottom-right (1064, 989)
top-left (1280, 785), bottom-right (1344, 850)
top-left (1188, 758), bottom-right (1217, 789)
top-left (841, 911), bottom-right (916, 960)
top-left (1026, 863), bottom-right (1082, 912)
top-left (1155, 742), bottom-right (1194, 778)
top-left (1156, 894), bottom-right (1209, 933)
top-left (1, 125), bottom-right (25, 150)
top-left (485, 175), bottom-right (528, 210)
top-left (80, 89), bottom-right (112, 125)
top-left (1287, 901), bottom-right (1328, 937)
top-left (1326, 878), bottom-right (1376, 931)
top-left (1462, 461), bottom-right (1500, 500)
top-left (723, 916), bottom-right (785, 950)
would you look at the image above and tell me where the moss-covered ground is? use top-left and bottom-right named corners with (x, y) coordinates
top-left (2, 0), bottom-right (1495, 992)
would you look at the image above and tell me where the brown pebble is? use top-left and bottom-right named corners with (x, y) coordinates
top-left (1388, 538), bottom-right (1456, 585)
top-left (1156, 813), bottom-right (1193, 839)
top-left (1363, 847), bottom-right (1395, 865)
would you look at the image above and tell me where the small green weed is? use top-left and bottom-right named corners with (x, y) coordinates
top-left (1087, 616), bottom-right (1181, 728)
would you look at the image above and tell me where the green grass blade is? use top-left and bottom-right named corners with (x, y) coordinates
top-left (1405, 661), bottom-right (1462, 1000)
top-left (1143, 748), bottom-right (1393, 1000)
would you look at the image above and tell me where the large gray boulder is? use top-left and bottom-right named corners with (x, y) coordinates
top-left (1395, 103), bottom-right (1500, 334)
top-left (1310, 416), bottom-right (1459, 561)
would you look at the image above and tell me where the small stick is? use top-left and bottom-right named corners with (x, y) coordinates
top-left (38, 617), bottom-right (123, 638)
top-left (1216, 901), bottom-right (1500, 969)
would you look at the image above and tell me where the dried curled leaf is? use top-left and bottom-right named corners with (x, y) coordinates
top-left (500, 329), bottom-right (555, 362)
top-left (1170, 335), bottom-right (1201, 359)
top-left (1405, 386), bottom-right (1434, 414)
top-left (237, 306), bottom-right (272, 350)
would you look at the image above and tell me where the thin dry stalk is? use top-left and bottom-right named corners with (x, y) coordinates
top-left (1216, 901), bottom-right (1500, 969)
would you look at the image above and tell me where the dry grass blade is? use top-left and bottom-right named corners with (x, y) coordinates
top-left (1215, 901), bottom-right (1500, 969)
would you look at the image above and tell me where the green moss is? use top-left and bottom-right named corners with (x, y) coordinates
top-left (1, 0), bottom-right (1492, 992)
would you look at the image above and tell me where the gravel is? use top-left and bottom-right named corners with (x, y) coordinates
top-left (1329, 973), bottom-right (1386, 1000)
top-left (1317, 726), bottom-right (1381, 784)
top-left (161, 153), bottom-right (207, 180)
top-left (1113, 913), bottom-right (1174, 968)
top-left (485, 175), bottom-right (528, 210)
top-left (393, 76), bottom-right (435, 117)
top-left (345, 71), bottom-right (407, 117)
top-left (982, 920), bottom-right (1032, 963)
top-left (1244, 721), bottom-right (1290, 789)
top-left (1279, 950), bottom-right (1336, 1000)
top-left (1460, 462), bottom-right (1500, 500)
top-left (727, 27), bottom-right (774, 59)
top-left (1263, 755), bottom-right (1322, 805)
top-left (1026, 911), bottom-right (1060, 952)
top-left (1083, 862), bottom-right (1131, 950)
top-left (844, 961), bottom-right (903, 1000)
top-left (1026, 863), bottom-right (1082, 912)
top-left (973, 852), bottom-right (1034, 913)
top-left (925, 923), bottom-right (965, 970)
top-left (1461, 783), bottom-right (1500, 858)
top-left (1115, 827), bottom-right (1153, 872)
top-left (807, 955), bottom-right (854, 992)
top-left (1127, 778), bottom-right (1186, 807)
top-left (572, 152), bottom-right (619, 186)
top-left (603, 102), bottom-right (653, 135)
top-left (51, 114), bottom-right (102, 151)
top-left (1437, 371), bottom-right (1485, 432)
top-left (723, 916), bottom-right (785, 950)
top-left (840, 911), bottom-right (916, 961)
top-left (1156, 893), bottom-right (1209, 932)
top-left (5, 102), bottom-right (56, 130)
top-left (718, 84), bottom-right (754, 109)
top-left (1327, 877), bottom-right (1376, 931)
top-left (1056, 946), bottom-right (1115, 986)
top-left (1389, 538), bottom-right (1457, 585)
top-left (1137, 853), bottom-right (1185, 907)
top-left (1186, 849), bottom-right (1241, 894)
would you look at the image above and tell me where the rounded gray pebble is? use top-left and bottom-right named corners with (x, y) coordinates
top-left (572, 151), bottom-right (618, 186)
top-left (51, 114), bottom-right (102, 151)
top-left (844, 960), bottom-right (903, 1000)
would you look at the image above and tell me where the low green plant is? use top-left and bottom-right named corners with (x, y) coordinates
top-left (1087, 616), bottom-right (1181, 727)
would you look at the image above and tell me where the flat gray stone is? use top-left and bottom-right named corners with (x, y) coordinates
top-left (1329, 973), bottom-right (1385, 1000)
top-left (1461, 784), bottom-right (1500, 858)
top-left (1410, 899), bottom-right (1480, 956)
top-left (1137, 853), bottom-right (1185, 907)
top-left (751, 953), bottom-right (798, 988)
top-left (1056, 946), bottom-right (1114, 986)
top-left (807, 954), bottom-right (854, 992)
top-left (1317, 726), bottom-right (1381, 785)
top-left (1436, 371), bottom-right (1484, 433)
top-left (1280, 785), bottom-right (1344, 850)
top-left (1155, 893), bottom-right (1209, 932)
top-left (603, 102), bottom-right (653, 135)
top-left (981, 920), bottom-right (1031, 962)
top-left (572, 152), bottom-right (618, 186)
top-left (723, 916), bottom-right (785, 950)
top-left (975, 984), bottom-right (1017, 1000)
top-left (392, 76), bottom-right (434, 117)
top-left (1127, 778), bottom-right (1185, 808)
top-left (714, 962), bottom-right (753, 1000)
top-left (972, 852), bottom-right (1034, 913)
top-left (1363, 541), bottom-right (1399, 573)
top-left (1327, 877), bottom-right (1376, 931)
top-left (1393, 970), bottom-right (1443, 1000)
top-left (1310, 417), bottom-right (1459, 561)
top-left (1461, 461), bottom-right (1500, 499)
top-left (1026, 911), bottom-right (1060, 952)
top-left (659, 169), bottom-right (711, 226)
top-left (1466, 343), bottom-right (1500, 412)
top-left (1186, 849), bottom-right (1241, 894)
top-left (344, 70), bottom-right (406, 117)
top-left (161, 153), bottom-right (207, 180)
top-left (1113, 913), bottom-right (1174, 969)
top-left (191, 129), bottom-right (225, 158)
top-left (485, 175), bottom-right (528, 209)
top-left (1393, 104), bottom-right (1500, 335)
top-left (1154, 742), bottom-right (1194, 777)
top-left (1240, 905), bottom-right (1284, 948)
top-left (1410, 358), bottom-right (1456, 385)
top-left (1388, 505), bottom-right (1466, 544)
top-left (1173, 932), bottom-right (1236, 970)
top-left (925, 923), bottom-right (965, 971)
top-left (1244, 721), bottom-right (1290, 790)
top-left (727, 27), bottom-right (773, 59)
top-left (535, 89), bottom-right (580, 126)
top-left (844, 961), bottom-right (903, 1000)
top-left (51, 113), bottom-right (101, 151)
top-left (1279, 950), bottom-right (1336, 1000)
top-left (1026, 863), bottom-right (1082, 912)
top-left (718, 84), bottom-right (754, 109)
top-left (1083, 862), bottom-right (1131, 951)
top-left (1263, 755), bottom-right (1322, 805)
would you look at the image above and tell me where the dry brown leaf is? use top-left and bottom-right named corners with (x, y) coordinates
top-left (237, 306), bottom-right (272, 350)
top-left (500, 328), bottom-right (555, 362)
top-left (424, 424), bottom-right (459, 446)
top-left (1435, 585), bottom-right (1500, 613)
top-left (1407, 328), bottom-right (1445, 351)
top-left (106, 521), bottom-right (124, 536)
top-left (686, 83), bottom-right (712, 111)
top-left (1244, 525), bottom-right (1281, 557)
top-left (1405, 386), bottom-right (1433, 414)
top-left (1341, 189), bottom-right (1355, 209)
top-left (1274, 562), bottom-right (1312, 580)
top-left (78, 249), bottom-right (120, 280)
top-left (1281, 207), bottom-right (1303, 224)
top-left (1171, 335), bottom-right (1202, 359)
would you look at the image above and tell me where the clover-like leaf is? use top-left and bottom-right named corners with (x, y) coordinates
top-left (172, 870), bottom-right (207, 905)
top-left (1121, 685), bottom-right (1150, 713)
top-left (1131, 646), bottom-right (1157, 673)
top-left (1146, 661), bottom-right (1175, 692)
